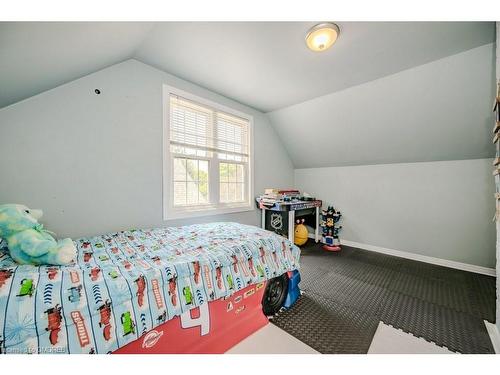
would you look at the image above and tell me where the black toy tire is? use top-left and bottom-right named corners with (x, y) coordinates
top-left (262, 274), bottom-right (289, 316)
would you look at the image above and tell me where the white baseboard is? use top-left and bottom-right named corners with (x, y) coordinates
top-left (484, 321), bottom-right (500, 354)
top-left (339, 239), bottom-right (496, 277)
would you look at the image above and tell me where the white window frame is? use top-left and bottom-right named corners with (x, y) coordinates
top-left (163, 85), bottom-right (254, 220)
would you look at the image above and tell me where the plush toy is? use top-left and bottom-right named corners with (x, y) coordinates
top-left (294, 219), bottom-right (308, 246)
top-left (0, 204), bottom-right (76, 265)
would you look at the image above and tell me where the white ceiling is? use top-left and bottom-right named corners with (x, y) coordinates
top-left (0, 22), bottom-right (495, 112)
top-left (135, 22), bottom-right (495, 112)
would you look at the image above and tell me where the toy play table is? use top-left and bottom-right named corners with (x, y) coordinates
top-left (256, 198), bottom-right (322, 243)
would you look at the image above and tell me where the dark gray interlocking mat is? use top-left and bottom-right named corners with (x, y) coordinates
top-left (271, 291), bottom-right (380, 354)
top-left (271, 242), bottom-right (496, 354)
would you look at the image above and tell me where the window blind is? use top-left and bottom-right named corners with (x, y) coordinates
top-left (170, 94), bottom-right (249, 160)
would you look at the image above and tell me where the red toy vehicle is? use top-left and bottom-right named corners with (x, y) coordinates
top-left (45, 305), bottom-right (62, 345)
top-left (231, 255), bottom-right (239, 273)
top-left (168, 278), bottom-right (178, 306)
top-left (98, 300), bottom-right (113, 341)
top-left (89, 267), bottom-right (101, 281)
top-left (0, 269), bottom-right (13, 289)
top-left (46, 267), bottom-right (58, 280)
top-left (272, 250), bottom-right (278, 266)
top-left (192, 261), bottom-right (201, 284)
top-left (259, 247), bottom-right (267, 264)
top-left (83, 251), bottom-right (93, 262)
top-left (135, 275), bottom-right (146, 307)
top-left (281, 242), bottom-right (288, 257)
top-left (215, 267), bottom-right (223, 290)
top-left (248, 258), bottom-right (257, 277)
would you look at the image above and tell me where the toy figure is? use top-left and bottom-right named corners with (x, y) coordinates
top-left (0, 204), bottom-right (76, 265)
top-left (320, 206), bottom-right (342, 252)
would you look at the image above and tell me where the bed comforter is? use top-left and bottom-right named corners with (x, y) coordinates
top-left (0, 222), bottom-right (300, 354)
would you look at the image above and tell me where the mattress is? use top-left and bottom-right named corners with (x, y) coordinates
top-left (0, 222), bottom-right (300, 354)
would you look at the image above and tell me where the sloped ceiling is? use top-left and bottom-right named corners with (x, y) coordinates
top-left (268, 43), bottom-right (496, 168)
top-left (0, 22), bottom-right (496, 168)
top-left (134, 22), bottom-right (495, 112)
top-left (0, 22), bottom-right (154, 109)
top-left (0, 22), bottom-right (495, 112)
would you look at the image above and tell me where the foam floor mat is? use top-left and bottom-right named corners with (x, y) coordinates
top-left (271, 243), bottom-right (496, 354)
top-left (271, 292), bottom-right (380, 354)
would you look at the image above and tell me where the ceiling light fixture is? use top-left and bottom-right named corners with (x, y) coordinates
top-left (305, 22), bottom-right (340, 52)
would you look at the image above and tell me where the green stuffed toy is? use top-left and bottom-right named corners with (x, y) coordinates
top-left (0, 204), bottom-right (76, 265)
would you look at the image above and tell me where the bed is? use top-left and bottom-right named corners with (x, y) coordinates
top-left (0, 222), bottom-right (300, 354)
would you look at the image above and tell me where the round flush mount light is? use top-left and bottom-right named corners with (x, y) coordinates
top-left (305, 22), bottom-right (340, 52)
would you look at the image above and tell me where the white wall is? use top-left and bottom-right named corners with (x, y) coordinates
top-left (0, 59), bottom-right (294, 238)
top-left (295, 159), bottom-right (495, 268)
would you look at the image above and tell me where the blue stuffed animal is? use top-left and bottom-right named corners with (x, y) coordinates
top-left (0, 204), bottom-right (76, 265)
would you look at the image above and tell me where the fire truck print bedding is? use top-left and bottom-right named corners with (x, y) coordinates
top-left (0, 222), bottom-right (300, 354)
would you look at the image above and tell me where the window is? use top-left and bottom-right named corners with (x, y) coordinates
top-left (163, 86), bottom-right (253, 219)
top-left (173, 158), bottom-right (209, 206)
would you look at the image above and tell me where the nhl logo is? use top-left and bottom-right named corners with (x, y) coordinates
top-left (270, 213), bottom-right (283, 230)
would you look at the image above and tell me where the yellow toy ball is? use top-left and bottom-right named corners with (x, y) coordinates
top-left (294, 219), bottom-right (308, 246)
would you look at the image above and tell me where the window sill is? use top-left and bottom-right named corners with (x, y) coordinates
top-left (163, 204), bottom-right (255, 220)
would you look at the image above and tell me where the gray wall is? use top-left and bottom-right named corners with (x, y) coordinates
top-left (270, 42), bottom-right (497, 272)
top-left (269, 43), bottom-right (495, 168)
top-left (295, 159), bottom-right (495, 268)
top-left (0, 59), bottom-right (294, 238)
